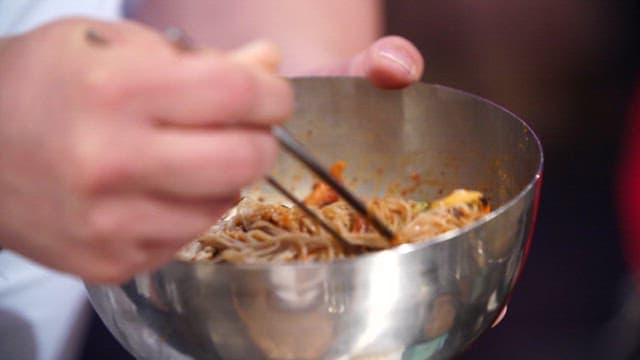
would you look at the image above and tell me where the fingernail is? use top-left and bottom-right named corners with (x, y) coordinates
top-left (377, 44), bottom-right (416, 78)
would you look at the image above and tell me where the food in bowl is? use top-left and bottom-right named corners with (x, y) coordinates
top-left (179, 162), bottom-right (491, 264)
top-left (84, 79), bottom-right (543, 360)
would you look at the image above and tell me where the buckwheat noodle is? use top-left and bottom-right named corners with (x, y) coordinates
top-left (179, 188), bottom-right (490, 264)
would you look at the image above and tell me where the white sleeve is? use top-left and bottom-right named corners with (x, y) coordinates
top-left (0, 0), bottom-right (124, 36)
top-left (0, 252), bottom-right (93, 360)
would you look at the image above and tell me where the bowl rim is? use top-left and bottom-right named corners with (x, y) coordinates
top-left (167, 80), bottom-right (544, 272)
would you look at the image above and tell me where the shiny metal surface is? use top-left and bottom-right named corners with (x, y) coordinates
top-left (86, 78), bottom-right (543, 360)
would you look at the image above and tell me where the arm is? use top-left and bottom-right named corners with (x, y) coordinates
top-left (129, 0), bottom-right (383, 75)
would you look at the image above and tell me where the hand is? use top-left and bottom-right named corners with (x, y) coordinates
top-left (297, 35), bottom-right (425, 89)
top-left (0, 19), bottom-right (292, 283)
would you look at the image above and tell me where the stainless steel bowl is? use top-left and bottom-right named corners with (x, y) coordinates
top-left (86, 78), bottom-right (543, 360)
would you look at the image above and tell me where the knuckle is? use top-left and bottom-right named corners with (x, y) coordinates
top-left (34, 18), bottom-right (109, 52)
top-left (85, 206), bottom-right (123, 241)
top-left (74, 162), bottom-right (121, 195)
top-left (79, 67), bottom-right (127, 108)
top-left (23, 19), bottom-right (131, 109)
top-left (69, 143), bottom-right (132, 194)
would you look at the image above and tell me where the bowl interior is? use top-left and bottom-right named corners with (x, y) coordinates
top-left (256, 78), bottom-right (540, 213)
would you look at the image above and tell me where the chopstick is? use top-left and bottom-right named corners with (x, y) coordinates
top-left (264, 176), bottom-right (352, 246)
top-left (272, 126), bottom-right (395, 242)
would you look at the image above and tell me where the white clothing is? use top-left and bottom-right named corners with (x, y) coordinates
top-left (0, 0), bottom-right (123, 36)
top-left (0, 253), bottom-right (91, 360)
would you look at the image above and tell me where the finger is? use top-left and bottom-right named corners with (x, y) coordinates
top-left (80, 241), bottom-right (186, 284)
top-left (365, 36), bottom-right (424, 88)
top-left (135, 127), bottom-right (278, 198)
top-left (80, 195), bottom-right (237, 284)
top-left (88, 194), bottom-right (234, 245)
top-left (90, 46), bottom-right (292, 127)
top-left (229, 39), bottom-right (282, 74)
top-left (78, 22), bottom-right (292, 126)
top-left (313, 35), bottom-right (424, 89)
top-left (144, 53), bottom-right (293, 126)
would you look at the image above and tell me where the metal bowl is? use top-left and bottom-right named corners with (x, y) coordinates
top-left (86, 78), bottom-right (543, 360)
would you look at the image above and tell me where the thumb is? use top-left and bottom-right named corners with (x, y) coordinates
top-left (309, 35), bottom-right (424, 89)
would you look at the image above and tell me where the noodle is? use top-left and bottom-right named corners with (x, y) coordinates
top-left (180, 189), bottom-right (490, 264)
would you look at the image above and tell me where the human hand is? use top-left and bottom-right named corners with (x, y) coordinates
top-left (0, 19), bottom-right (292, 283)
top-left (297, 35), bottom-right (425, 89)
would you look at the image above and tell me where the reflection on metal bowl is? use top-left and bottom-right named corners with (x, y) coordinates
top-left (86, 78), bottom-right (543, 360)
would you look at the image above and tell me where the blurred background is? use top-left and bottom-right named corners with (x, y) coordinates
top-left (385, 0), bottom-right (640, 358)
top-left (82, 1), bottom-right (640, 359)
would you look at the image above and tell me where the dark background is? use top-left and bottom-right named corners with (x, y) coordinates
top-left (385, 1), bottom-right (640, 359)
top-left (83, 1), bottom-right (640, 359)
